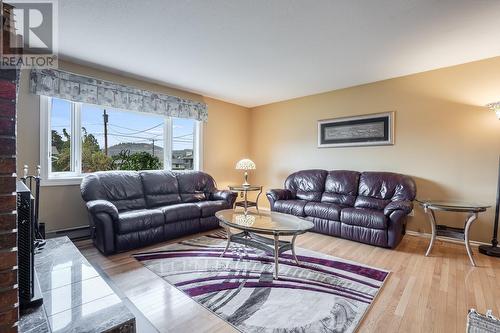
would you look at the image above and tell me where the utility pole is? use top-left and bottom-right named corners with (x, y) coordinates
top-left (103, 109), bottom-right (108, 156)
top-left (152, 139), bottom-right (155, 157)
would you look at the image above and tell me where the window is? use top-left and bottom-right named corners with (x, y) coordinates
top-left (80, 104), bottom-right (165, 173)
top-left (172, 118), bottom-right (196, 171)
top-left (40, 96), bottom-right (202, 185)
top-left (50, 99), bottom-right (73, 173)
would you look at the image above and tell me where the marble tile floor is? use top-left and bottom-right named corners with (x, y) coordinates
top-left (19, 237), bottom-right (135, 333)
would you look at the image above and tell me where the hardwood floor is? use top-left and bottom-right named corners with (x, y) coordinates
top-left (75, 231), bottom-right (500, 332)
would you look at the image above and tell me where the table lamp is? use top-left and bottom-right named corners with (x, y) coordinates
top-left (236, 159), bottom-right (256, 187)
top-left (478, 102), bottom-right (500, 257)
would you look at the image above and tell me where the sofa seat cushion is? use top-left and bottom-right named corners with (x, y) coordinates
top-left (340, 208), bottom-right (387, 230)
top-left (304, 202), bottom-right (343, 221)
top-left (159, 203), bottom-right (201, 223)
top-left (115, 226), bottom-right (165, 252)
top-left (305, 216), bottom-right (341, 236)
top-left (117, 209), bottom-right (165, 234)
top-left (341, 224), bottom-right (388, 247)
top-left (194, 200), bottom-right (228, 217)
top-left (273, 200), bottom-right (307, 217)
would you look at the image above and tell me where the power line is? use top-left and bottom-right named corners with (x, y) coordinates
top-left (107, 123), bottom-right (148, 131)
top-left (55, 123), bottom-right (192, 139)
top-left (89, 131), bottom-right (158, 141)
top-left (91, 132), bottom-right (191, 144)
top-left (100, 123), bottom-right (192, 139)
top-left (107, 132), bottom-right (157, 141)
top-left (173, 133), bottom-right (193, 139)
top-left (96, 132), bottom-right (191, 143)
top-left (172, 139), bottom-right (194, 143)
top-left (108, 122), bottom-right (163, 135)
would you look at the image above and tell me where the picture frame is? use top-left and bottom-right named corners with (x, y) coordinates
top-left (317, 111), bottom-right (395, 148)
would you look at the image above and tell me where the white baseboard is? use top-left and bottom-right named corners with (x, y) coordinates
top-left (250, 208), bottom-right (492, 247)
top-left (405, 230), bottom-right (489, 247)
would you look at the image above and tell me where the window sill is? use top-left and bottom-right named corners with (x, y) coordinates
top-left (41, 177), bottom-right (83, 187)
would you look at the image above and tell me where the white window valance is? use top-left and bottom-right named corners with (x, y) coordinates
top-left (29, 69), bottom-right (208, 122)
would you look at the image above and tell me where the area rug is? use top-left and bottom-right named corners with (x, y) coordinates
top-left (133, 231), bottom-right (389, 333)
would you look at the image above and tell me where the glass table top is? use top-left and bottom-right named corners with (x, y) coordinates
top-left (228, 185), bottom-right (262, 191)
top-left (416, 199), bottom-right (490, 210)
top-left (216, 209), bottom-right (314, 235)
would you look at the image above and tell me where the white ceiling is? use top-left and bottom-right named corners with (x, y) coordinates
top-left (58, 0), bottom-right (500, 107)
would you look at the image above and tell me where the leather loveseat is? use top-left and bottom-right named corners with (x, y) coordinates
top-left (81, 170), bottom-right (237, 255)
top-left (267, 170), bottom-right (416, 248)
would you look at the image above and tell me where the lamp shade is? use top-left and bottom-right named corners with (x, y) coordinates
top-left (487, 102), bottom-right (500, 119)
top-left (235, 159), bottom-right (256, 170)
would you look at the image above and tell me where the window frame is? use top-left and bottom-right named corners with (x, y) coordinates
top-left (39, 96), bottom-right (203, 186)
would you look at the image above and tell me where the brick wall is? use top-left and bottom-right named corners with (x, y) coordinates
top-left (0, 68), bottom-right (19, 332)
top-left (0, 3), bottom-right (20, 332)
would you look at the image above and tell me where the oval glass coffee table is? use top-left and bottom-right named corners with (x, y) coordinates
top-left (215, 209), bottom-right (314, 279)
top-left (417, 200), bottom-right (490, 266)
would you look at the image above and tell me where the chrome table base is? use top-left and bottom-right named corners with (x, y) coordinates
top-left (220, 228), bottom-right (300, 279)
top-left (423, 206), bottom-right (481, 266)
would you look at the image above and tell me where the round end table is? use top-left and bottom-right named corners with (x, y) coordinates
top-left (228, 185), bottom-right (263, 211)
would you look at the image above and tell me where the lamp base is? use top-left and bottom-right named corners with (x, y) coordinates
top-left (478, 244), bottom-right (500, 257)
top-left (242, 171), bottom-right (250, 187)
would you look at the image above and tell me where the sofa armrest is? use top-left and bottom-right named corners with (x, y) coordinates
top-left (385, 201), bottom-right (413, 249)
top-left (86, 200), bottom-right (119, 221)
top-left (267, 189), bottom-right (292, 201)
top-left (211, 190), bottom-right (237, 207)
top-left (85, 200), bottom-right (118, 255)
top-left (384, 200), bottom-right (413, 216)
top-left (266, 189), bottom-right (293, 210)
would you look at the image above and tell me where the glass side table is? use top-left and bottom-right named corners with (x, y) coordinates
top-left (416, 200), bottom-right (490, 266)
top-left (228, 185), bottom-right (263, 211)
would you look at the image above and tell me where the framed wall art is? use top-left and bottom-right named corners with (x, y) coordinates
top-left (317, 111), bottom-right (395, 148)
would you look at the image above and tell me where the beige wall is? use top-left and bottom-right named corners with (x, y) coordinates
top-left (249, 56), bottom-right (500, 243)
top-left (17, 60), bottom-right (250, 231)
top-left (17, 57), bottom-right (500, 243)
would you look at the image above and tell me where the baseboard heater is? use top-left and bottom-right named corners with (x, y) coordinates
top-left (45, 225), bottom-right (91, 241)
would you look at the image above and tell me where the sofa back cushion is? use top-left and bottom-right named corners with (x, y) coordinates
top-left (175, 171), bottom-right (217, 202)
top-left (355, 171), bottom-right (416, 210)
top-left (81, 171), bottom-right (146, 211)
top-left (284, 169), bottom-right (327, 202)
top-left (321, 170), bottom-right (360, 206)
top-left (140, 170), bottom-right (181, 208)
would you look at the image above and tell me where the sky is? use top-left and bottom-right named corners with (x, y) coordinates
top-left (50, 98), bottom-right (195, 153)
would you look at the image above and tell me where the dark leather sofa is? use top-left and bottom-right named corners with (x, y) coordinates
top-left (81, 170), bottom-right (237, 255)
top-left (267, 170), bottom-right (416, 248)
